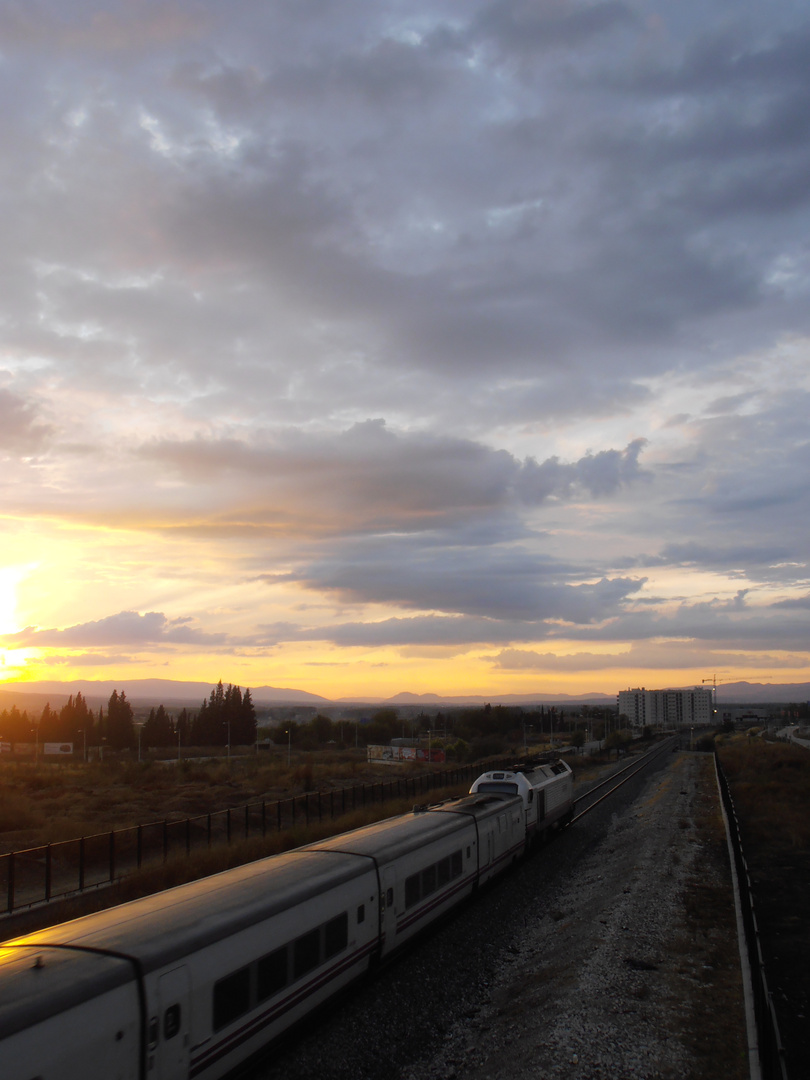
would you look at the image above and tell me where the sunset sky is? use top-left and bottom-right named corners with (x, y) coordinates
top-left (1, 0), bottom-right (809, 699)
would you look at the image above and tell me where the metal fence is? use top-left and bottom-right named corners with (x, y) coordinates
top-left (0, 759), bottom-right (506, 915)
top-left (714, 752), bottom-right (789, 1080)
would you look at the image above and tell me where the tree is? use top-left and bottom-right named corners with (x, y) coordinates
top-left (106, 690), bottom-right (135, 750)
top-left (190, 682), bottom-right (256, 746)
top-left (143, 704), bottom-right (173, 747)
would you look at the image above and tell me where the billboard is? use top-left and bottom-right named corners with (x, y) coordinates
top-left (367, 744), bottom-right (445, 764)
top-left (44, 742), bottom-right (74, 755)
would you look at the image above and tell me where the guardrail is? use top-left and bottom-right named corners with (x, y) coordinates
top-left (714, 752), bottom-right (789, 1080)
top-left (0, 759), bottom-right (507, 916)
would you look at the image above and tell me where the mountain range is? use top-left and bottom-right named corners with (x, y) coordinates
top-left (0, 678), bottom-right (807, 711)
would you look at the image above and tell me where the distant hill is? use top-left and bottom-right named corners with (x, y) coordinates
top-left (0, 678), bottom-right (806, 712)
top-left (713, 681), bottom-right (810, 703)
top-left (0, 679), bottom-right (330, 709)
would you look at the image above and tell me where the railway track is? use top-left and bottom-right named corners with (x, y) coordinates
top-left (570, 735), bottom-right (679, 824)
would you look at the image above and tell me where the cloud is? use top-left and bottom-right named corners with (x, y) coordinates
top-left (136, 424), bottom-right (649, 536)
top-left (0, 388), bottom-right (52, 455)
top-left (491, 642), bottom-right (803, 672)
top-left (1, 611), bottom-right (227, 648)
top-left (0, 1), bottom-right (809, 690)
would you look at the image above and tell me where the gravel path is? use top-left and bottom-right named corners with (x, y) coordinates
top-left (246, 751), bottom-right (747, 1080)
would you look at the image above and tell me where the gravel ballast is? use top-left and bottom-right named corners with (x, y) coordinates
top-left (249, 751), bottom-right (749, 1080)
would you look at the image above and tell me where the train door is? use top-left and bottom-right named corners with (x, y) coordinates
top-left (155, 965), bottom-right (191, 1080)
top-left (380, 864), bottom-right (398, 954)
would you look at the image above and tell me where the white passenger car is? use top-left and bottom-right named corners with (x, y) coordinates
top-left (0, 789), bottom-right (534, 1080)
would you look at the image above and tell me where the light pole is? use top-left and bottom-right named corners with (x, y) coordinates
top-left (285, 728), bottom-right (291, 766)
top-left (224, 721), bottom-right (231, 762)
top-left (136, 723), bottom-right (143, 763)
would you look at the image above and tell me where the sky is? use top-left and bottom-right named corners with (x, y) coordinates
top-left (0, 0), bottom-right (809, 700)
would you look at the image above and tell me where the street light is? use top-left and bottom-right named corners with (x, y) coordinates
top-left (224, 720), bottom-right (231, 762)
top-left (285, 728), bottom-right (291, 766)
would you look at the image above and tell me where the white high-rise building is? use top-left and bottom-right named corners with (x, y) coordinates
top-left (617, 687), bottom-right (713, 731)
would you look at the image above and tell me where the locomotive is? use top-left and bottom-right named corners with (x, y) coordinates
top-left (0, 759), bottom-right (573, 1080)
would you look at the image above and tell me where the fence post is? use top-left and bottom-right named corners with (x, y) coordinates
top-left (277, 799), bottom-right (281, 832)
top-left (245, 805), bottom-right (250, 839)
top-left (262, 800), bottom-right (267, 837)
top-left (7, 852), bottom-right (14, 914)
top-left (45, 843), bottom-right (52, 902)
top-left (137, 824), bottom-right (143, 869)
top-left (318, 791), bottom-right (322, 822)
top-left (207, 813), bottom-right (212, 847)
top-left (227, 809), bottom-right (231, 844)
top-left (79, 837), bottom-right (85, 891)
top-left (186, 817), bottom-right (191, 855)
top-left (163, 820), bottom-right (168, 862)
top-left (330, 790), bottom-right (334, 819)
top-left (109, 831), bottom-right (115, 883)
top-left (305, 794), bottom-right (310, 826)
top-left (291, 798), bottom-right (295, 825)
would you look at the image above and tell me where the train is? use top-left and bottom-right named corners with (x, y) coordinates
top-left (0, 758), bottom-right (573, 1080)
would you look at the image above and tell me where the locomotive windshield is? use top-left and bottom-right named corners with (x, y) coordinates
top-left (476, 781), bottom-right (519, 795)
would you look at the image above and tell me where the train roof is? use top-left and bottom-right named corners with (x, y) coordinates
top-left (305, 792), bottom-right (520, 864)
top-left (5, 849), bottom-right (371, 973)
top-left (5, 796), bottom-right (519, 972)
top-left (0, 944), bottom-right (134, 1038)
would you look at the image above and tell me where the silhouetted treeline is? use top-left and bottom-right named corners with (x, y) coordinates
top-left (191, 681), bottom-right (256, 746)
top-left (0, 682), bottom-right (256, 752)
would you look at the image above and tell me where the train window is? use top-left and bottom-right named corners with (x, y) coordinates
top-left (164, 1005), bottom-right (181, 1040)
top-left (437, 856), bottom-right (450, 887)
top-left (213, 967), bottom-right (251, 1031)
top-left (324, 912), bottom-right (348, 959)
top-left (258, 946), bottom-right (288, 1001)
top-left (293, 928), bottom-right (321, 980)
top-left (421, 864), bottom-right (436, 897)
top-left (148, 1016), bottom-right (159, 1049)
top-left (405, 873), bottom-right (420, 909)
top-left (466, 846), bottom-right (471, 859)
top-left (451, 850), bottom-right (462, 878)
top-left (357, 903), bottom-right (365, 923)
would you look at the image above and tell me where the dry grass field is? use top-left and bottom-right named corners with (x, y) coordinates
top-left (717, 736), bottom-right (810, 1080)
top-left (0, 751), bottom-right (433, 853)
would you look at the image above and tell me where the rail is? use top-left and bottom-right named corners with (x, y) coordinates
top-left (570, 737), bottom-right (677, 822)
top-left (0, 759), bottom-right (509, 917)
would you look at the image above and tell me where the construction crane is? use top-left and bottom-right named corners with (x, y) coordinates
top-left (702, 673), bottom-right (771, 709)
